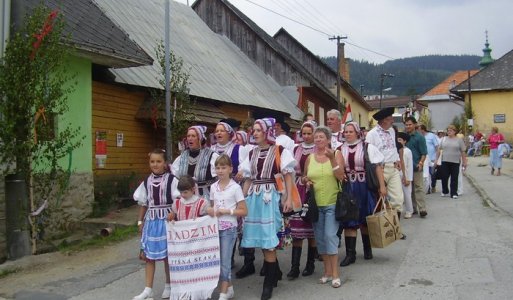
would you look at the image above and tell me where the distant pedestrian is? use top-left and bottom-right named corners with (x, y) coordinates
top-left (419, 125), bottom-right (439, 193)
top-left (435, 125), bottom-right (467, 199)
top-left (207, 155), bottom-right (248, 300)
top-left (488, 127), bottom-right (505, 176)
top-left (404, 117), bottom-right (428, 217)
top-left (397, 132), bottom-right (414, 219)
top-left (132, 149), bottom-right (179, 300)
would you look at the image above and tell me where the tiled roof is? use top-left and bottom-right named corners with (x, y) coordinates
top-left (366, 96), bottom-right (426, 110)
top-left (95, 0), bottom-right (303, 120)
top-left (420, 70), bottom-right (479, 100)
top-left (14, 0), bottom-right (152, 68)
top-left (452, 49), bottom-right (513, 92)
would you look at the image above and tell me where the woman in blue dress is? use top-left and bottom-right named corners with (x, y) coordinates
top-left (240, 117), bottom-right (296, 300)
top-left (337, 122), bottom-right (386, 267)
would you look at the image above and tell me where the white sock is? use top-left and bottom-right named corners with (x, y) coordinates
top-left (144, 287), bottom-right (152, 294)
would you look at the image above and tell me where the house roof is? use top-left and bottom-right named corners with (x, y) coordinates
top-left (95, 0), bottom-right (303, 120)
top-left (366, 96), bottom-right (426, 110)
top-left (273, 28), bottom-right (372, 111)
top-left (14, 0), bottom-right (153, 68)
top-left (419, 70), bottom-right (479, 101)
top-left (193, 0), bottom-right (338, 108)
top-left (452, 49), bottom-right (513, 93)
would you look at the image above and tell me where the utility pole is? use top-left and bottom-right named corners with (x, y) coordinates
top-left (165, 0), bottom-right (172, 160)
top-left (379, 73), bottom-right (394, 109)
top-left (329, 35), bottom-right (347, 112)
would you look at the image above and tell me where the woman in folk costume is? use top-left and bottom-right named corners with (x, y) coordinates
top-left (235, 130), bottom-right (249, 147)
top-left (211, 120), bottom-right (248, 180)
top-left (171, 125), bottom-right (218, 200)
top-left (240, 117), bottom-right (296, 300)
top-left (336, 122), bottom-right (386, 267)
top-left (133, 149), bottom-right (180, 300)
top-left (286, 120), bottom-right (318, 279)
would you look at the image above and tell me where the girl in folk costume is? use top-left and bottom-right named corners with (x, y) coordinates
top-left (133, 149), bottom-right (180, 300)
top-left (167, 176), bottom-right (211, 300)
top-left (207, 154), bottom-right (248, 300)
top-left (336, 122), bottom-right (386, 267)
top-left (240, 118), bottom-right (296, 300)
top-left (235, 130), bottom-right (248, 146)
top-left (171, 126), bottom-right (219, 200)
top-left (286, 121), bottom-right (318, 279)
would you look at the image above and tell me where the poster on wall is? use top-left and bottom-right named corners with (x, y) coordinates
top-left (95, 131), bottom-right (107, 168)
top-left (494, 114), bottom-right (506, 123)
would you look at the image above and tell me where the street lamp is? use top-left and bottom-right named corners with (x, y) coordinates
top-left (379, 73), bottom-right (394, 109)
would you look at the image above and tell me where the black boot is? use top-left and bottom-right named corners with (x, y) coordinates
top-left (340, 236), bottom-right (357, 267)
top-left (261, 261), bottom-right (277, 300)
top-left (302, 246), bottom-right (316, 276)
top-left (275, 259), bottom-right (283, 284)
top-left (235, 248), bottom-right (255, 278)
top-left (362, 234), bottom-right (373, 260)
top-left (287, 247), bottom-right (301, 279)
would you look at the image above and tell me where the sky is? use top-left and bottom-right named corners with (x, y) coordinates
top-left (175, 0), bottom-right (513, 64)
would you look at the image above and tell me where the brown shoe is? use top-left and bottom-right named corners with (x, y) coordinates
top-left (420, 211), bottom-right (428, 218)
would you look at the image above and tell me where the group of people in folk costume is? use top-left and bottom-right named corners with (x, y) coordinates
top-left (133, 106), bottom-right (441, 300)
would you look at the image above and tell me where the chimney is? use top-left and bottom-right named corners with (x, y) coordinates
top-left (338, 43), bottom-right (350, 83)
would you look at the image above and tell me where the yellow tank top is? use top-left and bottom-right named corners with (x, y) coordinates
top-left (306, 155), bottom-right (339, 206)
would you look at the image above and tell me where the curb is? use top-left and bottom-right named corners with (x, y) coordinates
top-left (465, 172), bottom-right (513, 218)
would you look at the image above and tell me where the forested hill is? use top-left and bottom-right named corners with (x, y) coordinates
top-left (322, 55), bottom-right (481, 96)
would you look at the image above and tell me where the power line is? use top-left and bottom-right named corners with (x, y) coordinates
top-left (239, 0), bottom-right (394, 60)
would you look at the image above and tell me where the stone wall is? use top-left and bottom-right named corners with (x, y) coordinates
top-left (0, 172), bottom-right (94, 260)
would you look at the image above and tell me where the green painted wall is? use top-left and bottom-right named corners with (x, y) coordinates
top-left (58, 56), bottom-right (92, 172)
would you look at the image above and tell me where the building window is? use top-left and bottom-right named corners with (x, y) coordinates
top-left (307, 100), bottom-right (315, 116)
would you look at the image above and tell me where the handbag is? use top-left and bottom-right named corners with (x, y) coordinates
top-left (300, 187), bottom-right (318, 223)
top-left (365, 196), bottom-right (401, 248)
top-left (274, 146), bottom-right (302, 215)
top-left (335, 181), bottom-right (359, 222)
top-left (364, 143), bottom-right (380, 192)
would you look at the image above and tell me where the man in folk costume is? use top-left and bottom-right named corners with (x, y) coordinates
top-left (171, 125), bottom-right (218, 200)
top-left (327, 109), bottom-right (344, 149)
top-left (365, 107), bottom-right (405, 218)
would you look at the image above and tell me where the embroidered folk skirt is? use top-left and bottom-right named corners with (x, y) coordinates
top-left (288, 183), bottom-right (314, 239)
top-left (241, 189), bottom-right (282, 250)
top-left (341, 180), bottom-right (377, 229)
top-left (141, 217), bottom-right (168, 260)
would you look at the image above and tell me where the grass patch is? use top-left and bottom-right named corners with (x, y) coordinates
top-left (57, 225), bottom-right (138, 253)
top-left (0, 268), bottom-right (19, 279)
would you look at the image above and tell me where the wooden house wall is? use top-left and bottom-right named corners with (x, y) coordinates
top-left (92, 81), bottom-right (161, 182)
top-left (194, 0), bottom-right (309, 87)
top-left (274, 34), bottom-right (336, 89)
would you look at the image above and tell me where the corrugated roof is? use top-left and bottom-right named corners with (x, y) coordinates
top-left (419, 70), bottom-right (479, 100)
top-left (452, 49), bottom-right (513, 92)
top-left (16, 0), bottom-right (153, 68)
top-left (94, 0), bottom-right (303, 120)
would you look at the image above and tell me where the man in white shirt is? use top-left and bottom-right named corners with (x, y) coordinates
top-left (327, 109), bottom-right (343, 149)
top-left (365, 107), bottom-right (404, 214)
top-left (274, 121), bottom-right (295, 152)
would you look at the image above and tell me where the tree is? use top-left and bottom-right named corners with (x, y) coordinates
top-left (150, 42), bottom-right (194, 158)
top-left (0, 5), bottom-right (82, 254)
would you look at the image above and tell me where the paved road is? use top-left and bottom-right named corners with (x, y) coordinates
top-left (1, 158), bottom-right (513, 299)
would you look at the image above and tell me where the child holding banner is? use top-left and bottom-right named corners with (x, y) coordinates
top-left (133, 149), bottom-right (179, 300)
top-left (207, 154), bottom-right (248, 300)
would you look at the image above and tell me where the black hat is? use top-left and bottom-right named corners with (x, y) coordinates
top-left (280, 122), bottom-right (291, 134)
top-left (397, 131), bottom-right (410, 142)
top-left (372, 107), bottom-right (395, 121)
top-left (220, 118), bottom-right (241, 129)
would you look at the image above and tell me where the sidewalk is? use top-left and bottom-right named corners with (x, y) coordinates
top-left (464, 155), bottom-right (513, 216)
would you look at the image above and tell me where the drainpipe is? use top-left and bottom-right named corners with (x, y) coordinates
top-left (0, 0), bottom-right (11, 58)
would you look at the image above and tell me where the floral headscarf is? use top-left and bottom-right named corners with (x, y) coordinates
top-left (235, 131), bottom-right (248, 145)
top-left (217, 121), bottom-right (235, 138)
top-left (254, 118), bottom-right (276, 144)
top-left (188, 125), bottom-right (207, 145)
top-left (343, 121), bottom-right (361, 138)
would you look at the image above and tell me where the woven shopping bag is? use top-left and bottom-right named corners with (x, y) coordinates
top-left (365, 197), bottom-right (401, 248)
